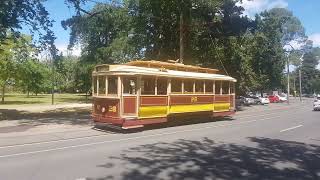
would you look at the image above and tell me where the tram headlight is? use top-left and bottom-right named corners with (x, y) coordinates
top-left (101, 107), bottom-right (106, 113)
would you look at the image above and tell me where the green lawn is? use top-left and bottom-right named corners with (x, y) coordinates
top-left (0, 93), bottom-right (92, 105)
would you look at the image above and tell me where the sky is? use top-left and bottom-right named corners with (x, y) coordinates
top-left (38, 0), bottom-right (320, 56)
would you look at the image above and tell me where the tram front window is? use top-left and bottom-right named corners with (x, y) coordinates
top-left (123, 77), bottom-right (137, 95)
top-left (230, 82), bottom-right (235, 94)
top-left (93, 76), bottom-right (97, 95)
top-left (108, 76), bottom-right (118, 96)
top-left (98, 76), bottom-right (106, 96)
top-left (215, 81), bottom-right (221, 95)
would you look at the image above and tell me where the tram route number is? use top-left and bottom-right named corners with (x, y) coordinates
top-left (191, 97), bottom-right (198, 103)
top-left (108, 106), bottom-right (117, 112)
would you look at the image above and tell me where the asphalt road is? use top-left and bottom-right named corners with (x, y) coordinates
top-left (0, 99), bottom-right (319, 180)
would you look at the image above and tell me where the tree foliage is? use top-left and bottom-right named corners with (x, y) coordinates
top-left (299, 48), bottom-right (320, 94)
top-left (63, 0), bottom-right (308, 94)
top-left (0, 0), bottom-right (57, 55)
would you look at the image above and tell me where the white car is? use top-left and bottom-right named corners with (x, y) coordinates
top-left (313, 97), bottom-right (320, 111)
top-left (259, 97), bottom-right (270, 104)
top-left (276, 95), bottom-right (287, 102)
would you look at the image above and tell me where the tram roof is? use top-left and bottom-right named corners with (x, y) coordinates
top-left (94, 62), bottom-right (236, 82)
top-left (126, 60), bottom-right (219, 74)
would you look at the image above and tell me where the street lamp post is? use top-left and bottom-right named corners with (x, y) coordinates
top-left (284, 43), bottom-right (295, 105)
top-left (287, 54), bottom-right (290, 104)
top-left (299, 68), bottom-right (302, 101)
top-left (298, 53), bottom-right (304, 102)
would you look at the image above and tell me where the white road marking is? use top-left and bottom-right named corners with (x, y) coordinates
top-left (0, 106), bottom-right (310, 151)
top-left (280, 125), bottom-right (303, 132)
top-left (0, 133), bottom-right (118, 149)
top-left (0, 114), bottom-right (298, 158)
top-left (0, 106), bottom-right (308, 149)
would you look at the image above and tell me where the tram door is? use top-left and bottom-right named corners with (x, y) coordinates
top-left (122, 76), bottom-right (138, 117)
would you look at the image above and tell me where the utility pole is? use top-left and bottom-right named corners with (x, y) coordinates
top-left (299, 68), bottom-right (302, 102)
top-left (179, 10), bottom-right (184, 64)
top-left (293, 76), bottom-right (296, 99)
top-left (51, 54), bottom-right (55, 105)
top-left (287, 55), bottom-right (290, 104)
top-left (299, 53), bottom-right (304, 102)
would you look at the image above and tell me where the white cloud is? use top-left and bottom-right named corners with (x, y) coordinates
top-left (238, 0), bottom-right (288, 18)
top-left (56, 43), bottom-right (81, 57)
top-left (309, 33), bottom-right (320, 47)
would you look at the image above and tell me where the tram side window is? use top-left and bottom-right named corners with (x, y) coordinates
top-left (230, 82), bottom-right (235, 94)
top-left (195, 80), bottom-right (204, 94)
top-left (93, 76), bottom-right (97, 95)
top-left (108, 76), bottom-right (118, 96)
top-left (123, 77), bottom-right (137, 95)
top-left (98, 76), bottom-right (106, 96)
top-left (171, 79), bottom-right (182, 94)
top-left (222, 81), bottom-right (229, 94)
top-left (215, 81), bottom-right (221, 95)
top-left (184, 79), bottom-right (193, 94)
top-left (141, 77), bottom-right (155, 95)
top-left (205, 81), bottom-right (213, 94)
top-left (157, 78), bottom-right (167, 95)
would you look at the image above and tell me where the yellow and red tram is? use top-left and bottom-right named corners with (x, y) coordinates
top-left (92, 60), bottom-right (236, 129)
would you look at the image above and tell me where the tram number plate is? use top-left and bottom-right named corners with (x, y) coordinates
top-left (108, 106), bottom-right (117, 112)
top-left (191, 97), bottom-right (198, 103)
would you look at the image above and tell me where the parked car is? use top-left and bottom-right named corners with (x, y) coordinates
top-left (250, 96), bottom-right (260, 104)
top-left (245, 96), bottom-right (255, 105)
top-left (258, 97), bottom-right (270, 105)
top-left (313, 96), bottom-right (320, 111)
top-left (237, 96), bottom-right (255, 106)
top-left (276, 94), bottom-right (287, 102)
top-left (268, 95), bottom-right (280, 103)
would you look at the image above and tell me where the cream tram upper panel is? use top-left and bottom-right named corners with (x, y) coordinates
top-left (93, 65), bottom-right (237, 82)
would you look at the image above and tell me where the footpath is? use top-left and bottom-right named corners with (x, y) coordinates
top-left (0, 103), bottom-right (93, 138)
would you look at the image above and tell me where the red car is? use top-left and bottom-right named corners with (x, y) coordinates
top-left (268, 95), bottom-right (280, 103)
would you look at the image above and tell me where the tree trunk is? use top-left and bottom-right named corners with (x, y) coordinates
top-left (27, 90), bottom-right (30, 98)
top-left (1, 84), bottom-right (5, 104)
top-left (85, 91), bottom-right (88, 104)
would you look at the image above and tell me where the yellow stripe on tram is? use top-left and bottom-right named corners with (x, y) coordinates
top-left (169, 104), bottom-right (213, 114)
top-left (138, 103), bottom-right (231, 119)
top-left (139, 106), bottom-right (168, 118)
top-left (213, 103), bottom-right (231, 112)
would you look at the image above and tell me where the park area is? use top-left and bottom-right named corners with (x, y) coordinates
top-left (0, 93), bottom-right (91, 106)
top-left (0, 93), bottom-right (92, 135)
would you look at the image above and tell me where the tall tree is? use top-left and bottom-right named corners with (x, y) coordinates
top-left (0, 35), bottom-right (35, 103)
top-left (300, 48), bottom-right (320, 94)
top-left (0, 0), bottom-right (57, 55)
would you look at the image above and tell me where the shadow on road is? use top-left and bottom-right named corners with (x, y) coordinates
top-left (90, 137), bottom-right (320, 180)
top-left (93, 115), bottom-right (234, 134)
top-left (0, 107), bottom-right (91, 126)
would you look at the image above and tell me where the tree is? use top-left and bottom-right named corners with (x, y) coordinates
top-left (300, 48), bottom-right (320, 94)
top-left (62, 1), bottom-right (307, 95)
top-left (62, 3), bottom-right (137, 64)
top-left (17, 59), bottom-right (49, 96)
top-left (0, 35), bottom-right (35, 103)
top-left (0, 0), bottom-right (57, 55)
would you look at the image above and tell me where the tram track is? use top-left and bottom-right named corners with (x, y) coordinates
top-left (0, 103), bottom-right (310, 149)
top-left (0, 105), bottom-right (310, 158)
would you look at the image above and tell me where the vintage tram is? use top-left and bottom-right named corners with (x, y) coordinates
top-left (92, 60), bottom-right (236, 129)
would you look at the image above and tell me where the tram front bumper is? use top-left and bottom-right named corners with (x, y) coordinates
top-left (92, 114), bottom-right (124, 125)
top-left (92, 114), bottom-right (144, 129)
